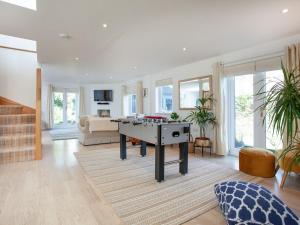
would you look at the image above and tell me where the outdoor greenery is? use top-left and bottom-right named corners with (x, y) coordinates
top-left (257, 62), bottom-right (300, 169)
top-left (186, 96), bottom-right (217, 138)
top-left (54, 95), bottom-right (63, 108)
top-left (234, 94), bottom-right (253, 147)
top-left (235, 95), bottom-right (253, 118)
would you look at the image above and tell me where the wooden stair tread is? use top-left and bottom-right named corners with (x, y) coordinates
top-left (0, 145), bottom-right (35, 153)
top-left (0, 124), bottom-right (35, 136)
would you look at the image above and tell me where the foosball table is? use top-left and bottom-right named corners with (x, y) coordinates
top-left (113, 116), bottom-right (191, 182)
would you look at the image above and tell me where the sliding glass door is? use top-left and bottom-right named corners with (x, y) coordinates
top-left (234, 74), bottom-right (254, 148)
top-left (229, 70), bottom-right (283, 154)
top-left (53, 89), bottom-right (79, 128)
top-left (265, 70), bottom-right (284, 150)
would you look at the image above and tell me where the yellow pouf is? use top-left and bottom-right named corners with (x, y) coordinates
top-left (239, 147), bottom-right (275, 178)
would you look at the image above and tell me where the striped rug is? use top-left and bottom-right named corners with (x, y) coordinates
top-left (75, 148), bottom-right (253, 225)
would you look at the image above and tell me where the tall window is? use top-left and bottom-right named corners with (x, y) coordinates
top-left (129, 94), bottom-right (137, 115)
top-left (228, 68), bottom-right (283, 154)
top-left (156, 85), bottom-right (173, 113)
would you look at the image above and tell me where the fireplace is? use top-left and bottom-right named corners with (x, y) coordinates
top-left (98, 109), bottom-right (111, 117)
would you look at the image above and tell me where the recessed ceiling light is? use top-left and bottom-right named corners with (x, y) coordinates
top-left (182, 47), bottom-right (187, 52)
top-left (133, 66), bottom-right (137, 70)
top-left (102, 23), bottom-right (108, 28)
top-left (109, 76), bottom-right (113, 79)
top-left (75, 57), bottom-right (80, 61)
top-left (282, 8), bottom-right (289, 14)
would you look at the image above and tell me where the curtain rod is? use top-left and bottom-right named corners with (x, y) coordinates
top-left (223, 51), bottom-right (284, 67)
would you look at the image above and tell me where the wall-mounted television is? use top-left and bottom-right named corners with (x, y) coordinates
top-left (94, 90), bottom-right (113, 102)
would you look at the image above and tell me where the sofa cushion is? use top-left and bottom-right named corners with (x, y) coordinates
top-left (214, 181), bottom-right (299, 225)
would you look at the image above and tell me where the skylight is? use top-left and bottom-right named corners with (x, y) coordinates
top-left (0, 0), bottom-right (36, 10)
top-left (0, 34), bottom-right (36, 52)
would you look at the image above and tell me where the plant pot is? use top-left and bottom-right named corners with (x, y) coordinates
top-left (188, 142), bottom-right (195, 153)
top-left (195, 137), bottom-right (210, 147)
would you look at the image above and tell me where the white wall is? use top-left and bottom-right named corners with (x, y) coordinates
top-left (0, 48), bottom-right (37, 107)
top-left (124, 34), bottom-right (300, 138)
top-left (41, 81), bottom-right (123, 125)
top-left (85, 83), bottom-right (122, 118)
top-left (128, 34), bottom-right (300, 115)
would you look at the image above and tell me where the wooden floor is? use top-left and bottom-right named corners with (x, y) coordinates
top-left (0, 132), bottom-right (299, 225)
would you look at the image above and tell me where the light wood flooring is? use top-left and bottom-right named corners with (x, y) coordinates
top-left (0, 132), bottom-right (299, 225)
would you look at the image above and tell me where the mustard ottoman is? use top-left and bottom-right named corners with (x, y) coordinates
top-left (239, 147), bottom-right (275, 178)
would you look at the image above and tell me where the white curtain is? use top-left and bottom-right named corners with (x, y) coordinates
top-left (136, 81), bottom-right (144, 114)
top-left (285, 43), bottom-right (300, 75)
top-left (46, 84), bottom-right (54, 129)
top-left (79, 87), bottom-right (85, 117)
top-left (121, 85), bottom-right (127, 116)
top-left (285, 43), bottom-right (300, 141)
top-left (213, 62), bottom-right (229, 155)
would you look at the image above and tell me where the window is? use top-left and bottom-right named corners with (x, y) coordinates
top-left (156, 85), bottom-right (173, 113)
top-left (179, 76), bottom-right (212, 109)
top-left (129, 94), bottom-right (137, 115)
top-left (1, 0), bottom-right (36, 10)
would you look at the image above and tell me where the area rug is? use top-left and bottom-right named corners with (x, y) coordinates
top-left (75, 148), bottom-right (254, 225)
top-left (49, 128), bottom-right (80, 140)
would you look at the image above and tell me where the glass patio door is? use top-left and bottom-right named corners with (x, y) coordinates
top-left (228, 70), bottom-right (283, 155)
top-left (53, 89), bottom-right (78, 128)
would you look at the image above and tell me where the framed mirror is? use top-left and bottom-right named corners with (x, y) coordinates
top-left (179, 75), bottom-right (212, 110)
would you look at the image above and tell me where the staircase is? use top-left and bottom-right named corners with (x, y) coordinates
top-left (0, 105), bottom-right (36, 163)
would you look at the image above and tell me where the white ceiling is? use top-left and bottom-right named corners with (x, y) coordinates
top-left (0, 0), bottom-right (300, 83)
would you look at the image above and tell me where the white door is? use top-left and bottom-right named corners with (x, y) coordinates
top-left (229, 70), bottom-right (283, 155)
top-left (53, 89), bottom-right (79, 128)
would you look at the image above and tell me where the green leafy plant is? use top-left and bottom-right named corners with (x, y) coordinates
top-left (185, 96), bottom-right (217, 138)
top-left (170, 112), bottom-right (179, 121)
top-left (257, 62), bottom-right (300, 169)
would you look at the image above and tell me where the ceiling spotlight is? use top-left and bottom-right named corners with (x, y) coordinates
top-left (182, 47), bottom-right (187, 52)
top-left (282, 8), bottom-right (289, 14)
top-left (102, 23), bottom-right (108, 28)
top-left (75, 57), bottom-right (80, 61)
top-left (133, 66), bottom-right (137, 70)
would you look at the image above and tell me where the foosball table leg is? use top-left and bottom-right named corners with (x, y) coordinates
top-left (120, 134), bottom-right (127, 160)
top-left (179, 142), bottom-right (188, 175)
top-left (140, 141), bottom-right (147, 157)
top-left (155, 145), bottom-right (165, 182)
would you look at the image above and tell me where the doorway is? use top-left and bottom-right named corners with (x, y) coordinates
top-left (53, 89), bottom-right (79, 128)
top-left (228, 70), bottom-right (283, 155)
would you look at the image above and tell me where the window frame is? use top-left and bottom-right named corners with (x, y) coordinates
top-left (178, 75), bottom-right (212, 110)
top-left (155, 85), bottom-right (174, 114)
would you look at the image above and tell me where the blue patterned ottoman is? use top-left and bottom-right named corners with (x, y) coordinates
top-left (214, 181), bottom-right (299, 225)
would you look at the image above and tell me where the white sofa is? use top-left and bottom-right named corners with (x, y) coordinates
top-left (78, 116), bottom-right (120, 145)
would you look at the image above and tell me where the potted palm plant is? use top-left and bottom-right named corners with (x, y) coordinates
top-left (257, 62), bottom-right (300, 171)
top-left (186, 96), bottom-right (217, 147)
